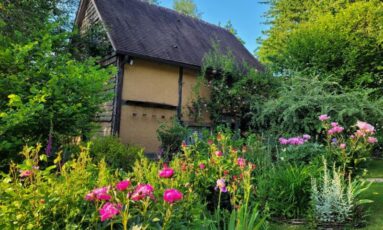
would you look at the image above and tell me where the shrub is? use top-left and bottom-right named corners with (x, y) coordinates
top-left (90, 136), bottom-right (143, 171)
top-left (256, 163), bottom-right (315, 219)
top-left (311, 159), bottom-right (372, 227)
top-left (0, 144), bottom-right (110, 229)
top-left (157, 119), bottom-right (189, 160)
top-left (278, 143), bottom-right (327, 165)
top-left (253, 76), bottom-right (383, 137)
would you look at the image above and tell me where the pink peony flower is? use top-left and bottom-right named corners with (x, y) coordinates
top-left (356, 121), bottom-right (375, 134)
top-left (237, 157), bottom-right (246, 168)
top-left (319, 114), bottom-right (330, 121)
top-left (331, 122), bottom-right (339, 127)
top-left (199, 163), bottom-right (205, 170)
top-left (131, 184), bottom-right (154, 201)
top-left (20, 170), bottom-right (33, 178)
top-left (163, 189), bottom-right (183, 203)
top-left (85, 186), bottom-right (111, 201)
top-left (339, 143), bottom-right (346, 149)
top-left (99, 202), bottom-right (121, 222)
top-left (368, 137), bottom-right (378, 144)
top-left (215, 151), bottom-right (223, 157)
top-left (116, 180), bottom-right (131, 191)
top-left (159, 167), bottom-right (174, 178)
top-left (215, 178), bottom-right (228, 193)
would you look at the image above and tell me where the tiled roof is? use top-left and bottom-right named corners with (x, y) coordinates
top-left (94, 0), bottom-right (263, 70)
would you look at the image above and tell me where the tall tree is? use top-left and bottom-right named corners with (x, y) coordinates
top-left (0, 0), bottom-right (114, 167)
top-left (173, 0), bottom-right (202, 18)
top-left (258, 0), bottom-right (383, 90)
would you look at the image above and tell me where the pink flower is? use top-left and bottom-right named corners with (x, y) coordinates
top-left (215, 178), bottom-right (228, 193)
top-left (279, 138), bottom-right (289, 145)
top-left (85, 186), bottom-right (111, 201)
top-left (339, 143), bottom-right (346, 149)
top-left (20, 170), bottom-right (32, 178)
top-left (99, 202), bottom-right (121, 222)
top-left (207, 139), bottom-right (213, 145)
top-left (319, 114), bottom-right (330, 121)
top-left (327, 123), bottom-right (344, 135)
top-left (288, 137), bottom-right (305, 145)
top-left (356, 121), bottom-right (375, 134)
top-left (116, 180), bottom-right (131, 191)
top-left (131, 184), bottom-right (154, 201)
top-left (303, 134), bottom-right (311, 140)
top-left (215, 151), bottom-right (223, 157)
top-left (237, 157), bottom-right (246, 168)
top-left (368, 137), bottom-right (378, 144)
top-left (159, 167), bottom-right (174, 178)
top-left (163, 189), bottom-right (183, 203)
top-left (199, 163), bottom-right (205, 170)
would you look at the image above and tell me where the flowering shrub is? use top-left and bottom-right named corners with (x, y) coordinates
top-left (318, 115), bottom-right (378, 170)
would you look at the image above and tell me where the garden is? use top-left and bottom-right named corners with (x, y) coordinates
top-left (1, 0), bottom-right (383, 229)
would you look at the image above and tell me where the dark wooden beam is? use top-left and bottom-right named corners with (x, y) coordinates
top-left (124, 100), bottom-right (177, 110)
top-left (112, 55), bottom-right (127, 135)
top-left (177, 67), bottom-right (184, 121)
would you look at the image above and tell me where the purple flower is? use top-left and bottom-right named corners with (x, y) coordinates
top-left (279, 138), bottom-right (289, 145)
top-left (45, 133), bottom-right (52, 157)
top-left (215, 178), bottom-right (228, 193)
top-left (303, 134), bottom-right (311, 140)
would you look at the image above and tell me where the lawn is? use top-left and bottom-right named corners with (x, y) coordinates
top-left (361, 183), bottom-right (383, 230)
top-left (365, 158), bottom-right (383, 178)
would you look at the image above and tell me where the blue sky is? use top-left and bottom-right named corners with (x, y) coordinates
top-left (159, 0), bottom-right (270, 55)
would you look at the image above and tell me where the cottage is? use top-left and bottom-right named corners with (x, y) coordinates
top-left (74, 0), bottom-right (263, 153)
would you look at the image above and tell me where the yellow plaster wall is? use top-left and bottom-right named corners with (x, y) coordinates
top-left (120, 105), bottom-right (176, 153)
top-left (122, 59), bottom-right (179, 105)
top-left (119, 58), bottom-right (211, 153)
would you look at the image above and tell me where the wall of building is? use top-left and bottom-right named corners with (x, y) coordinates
top-left (119, 58), bottom-right (211, 153)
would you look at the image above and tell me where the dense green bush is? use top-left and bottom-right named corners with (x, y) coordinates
top-left (278, 143), bottom-right (326, 165)
top-left (256, 163), bottom-right (315, 219)
top-left (157, 120), bottom-right (189, 160)
top-left (252, 76), bottom-right (383, 137)
top-left (90, 136), bottom-right (143, 171)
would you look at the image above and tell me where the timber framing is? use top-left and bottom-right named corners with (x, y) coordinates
top-left (112, 55), bottom-right (128, 135)
top-left (124, 100), bottom-right (177, 110)
top-left (177, 67), bottom-right (184, 121)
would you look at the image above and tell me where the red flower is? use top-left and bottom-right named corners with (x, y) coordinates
top-left (116, 180), bottom-right (131, 191)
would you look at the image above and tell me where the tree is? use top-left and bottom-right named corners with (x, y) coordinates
top-left (0, 0), bottom-right (115, 167)
top-left (173, 0), bottom-right (202, 18)
top-left (258, 0), bottom-right (383, 90)
top-left (222, 20), bottom-right (245, 45)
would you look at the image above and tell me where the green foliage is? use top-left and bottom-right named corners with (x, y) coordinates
top-left (157, 120), bottom-right (189, 160)
top-left (201, 46), bottom-right (279, 130)
top-left (0, 2), bottom-right (116, 165)
top-left (90, 136), bottom-right (143, 171)
top-left (173, 0), bottom-right (202, 18)
top-left (256, 163), bottom-right (315, 219)
top-left (253, 76), bottom-right (383, 136)
top-left (259, 0), bottom-right (383, 90)
top-left (311, 159), bottom-right (372, 226)
top-left (278, 143), bottom-right (326, 165)
top-left (0, 144), bottom-right (106, 229)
